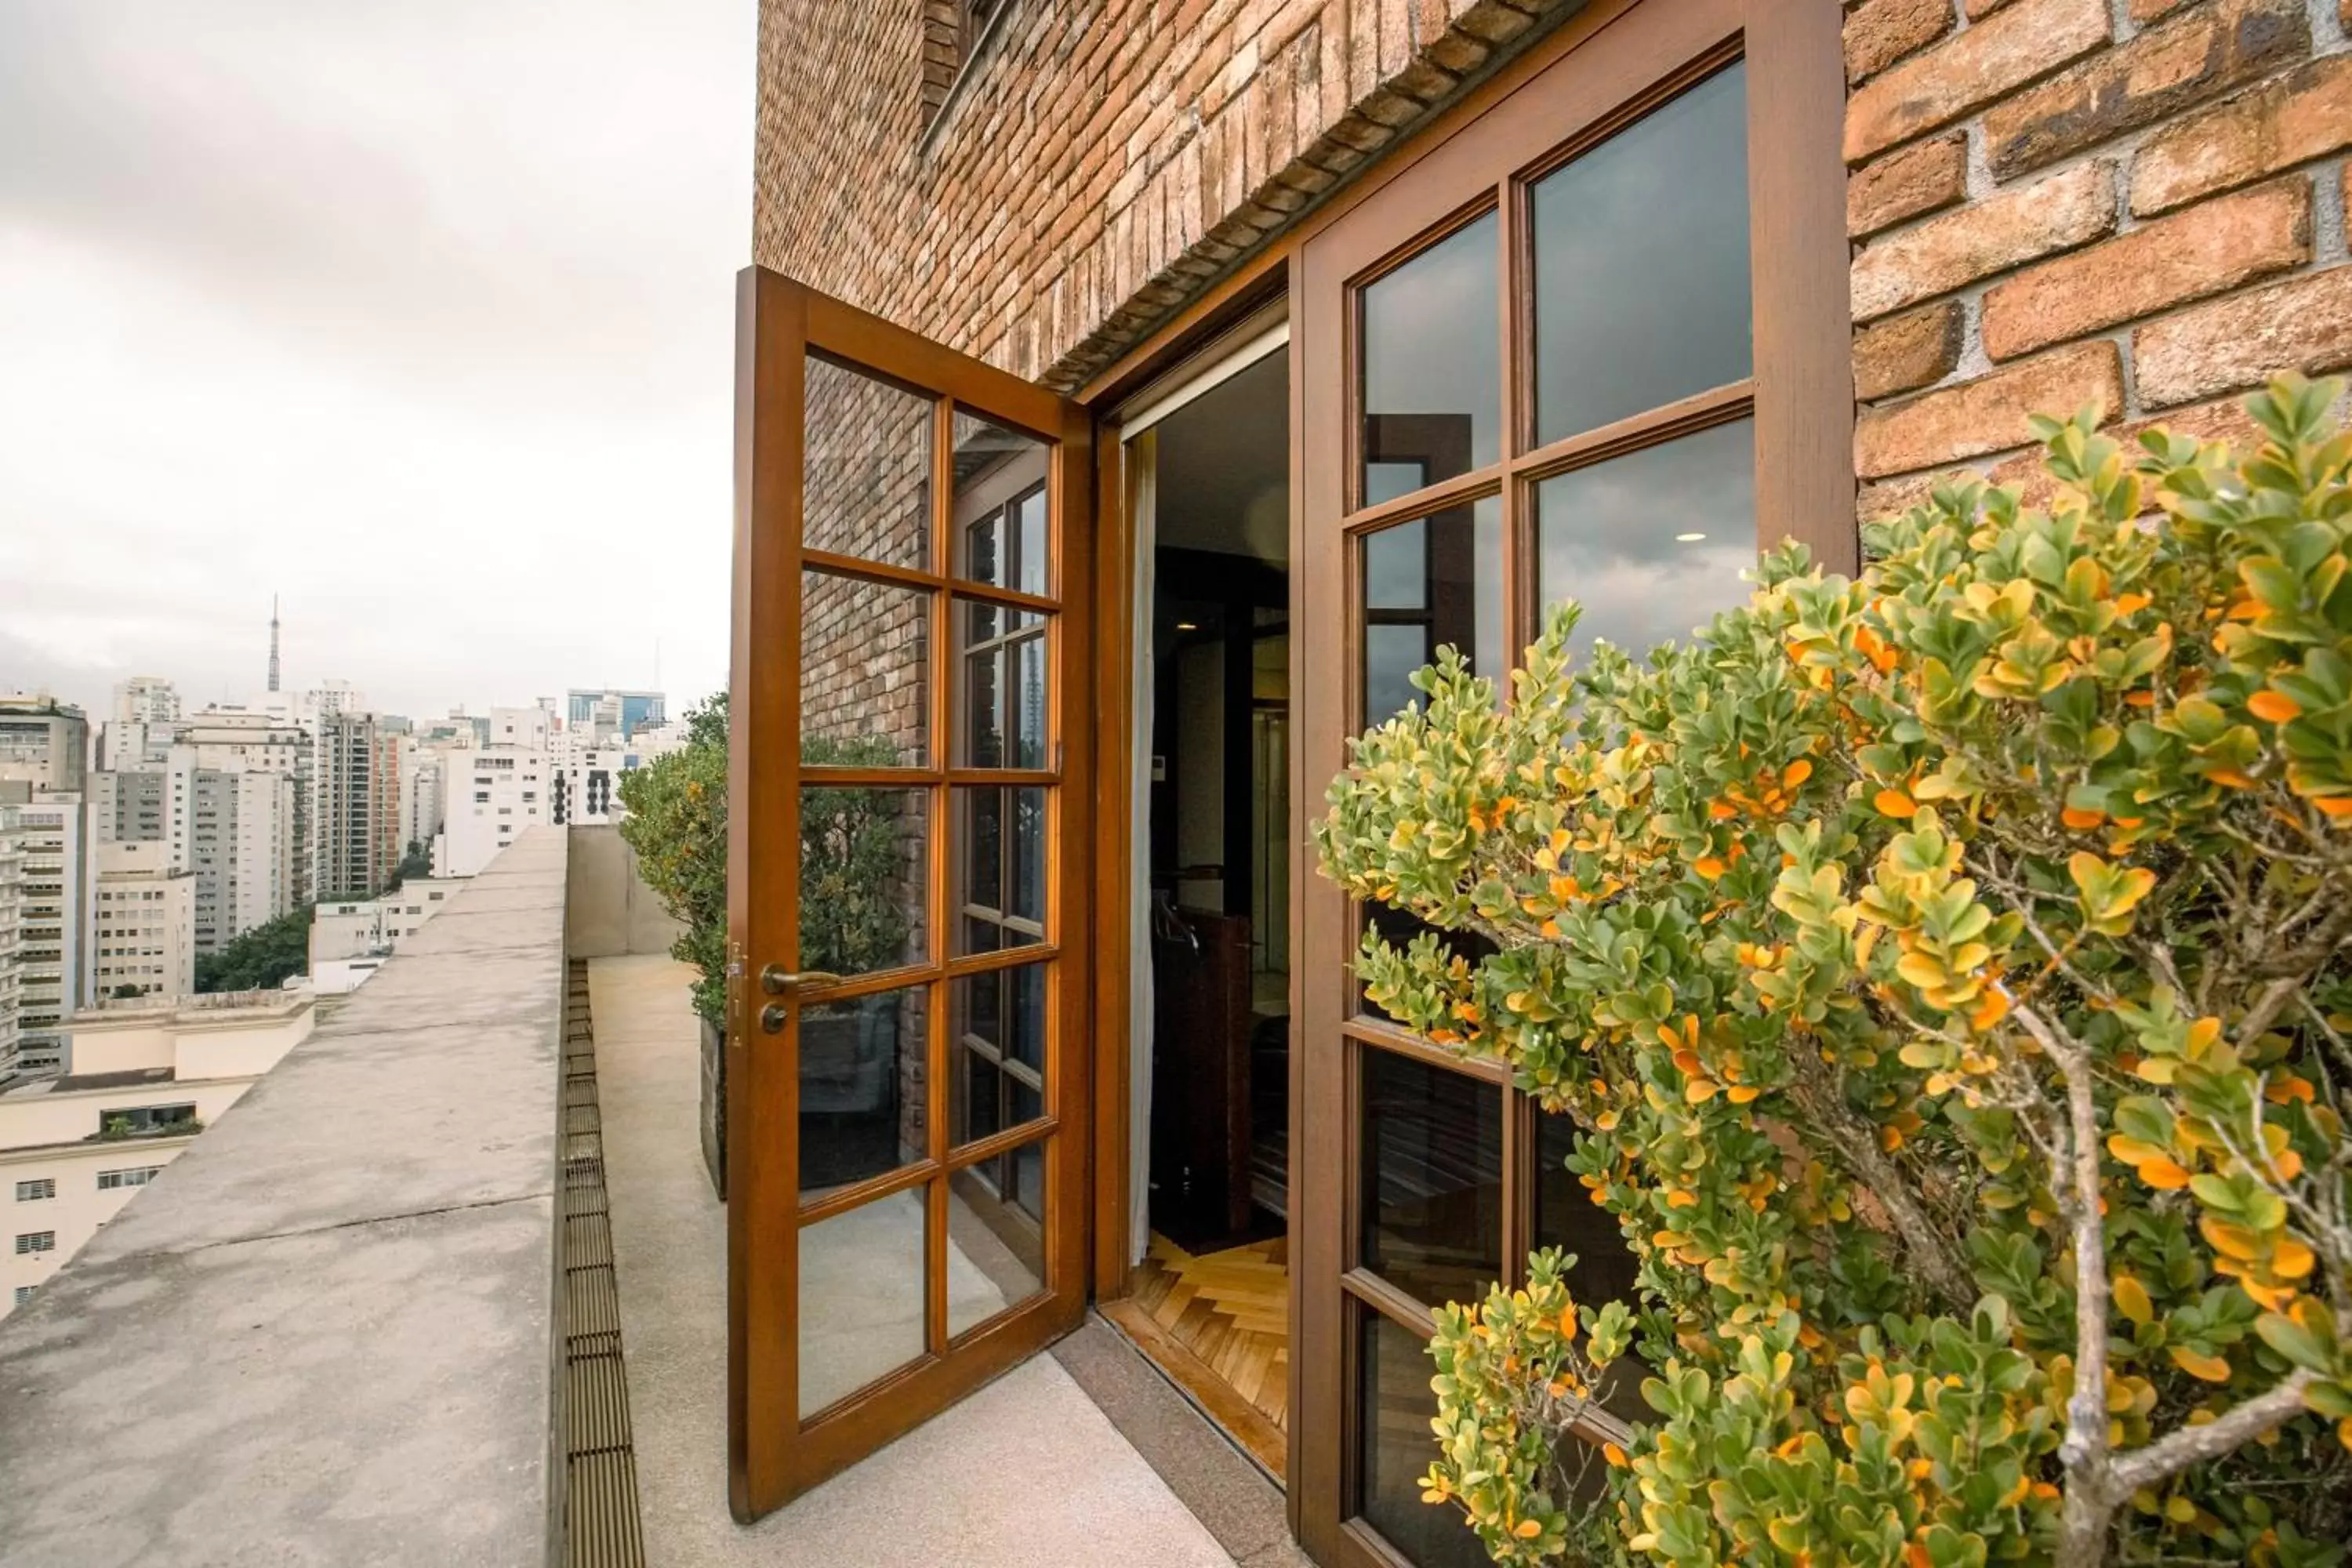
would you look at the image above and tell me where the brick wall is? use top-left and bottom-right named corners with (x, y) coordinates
top-left (1845, 0), bottom-right (2352, 517)
top-left (754, 0), bottom-right (1588, 391)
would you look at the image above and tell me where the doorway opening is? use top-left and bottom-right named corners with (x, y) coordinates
top-left (1104, 334), bottom-right (1294, 1483)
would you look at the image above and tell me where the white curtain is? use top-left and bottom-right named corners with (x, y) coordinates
top-left (1127, 429), bottom-right (1157, 1266)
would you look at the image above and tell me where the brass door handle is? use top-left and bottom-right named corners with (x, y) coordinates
top-left (760, 965), bottom-right (844, 996)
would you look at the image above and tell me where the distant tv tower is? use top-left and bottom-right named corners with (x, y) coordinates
top-left (267, 595), bottom-right (281, 693)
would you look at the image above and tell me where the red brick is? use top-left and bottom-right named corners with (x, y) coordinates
top-left (2134, 267), bottom-right (2352, 408)
top-left (1848, 132), bottom-right (1968, 238)
top-left (1984, 0), bottom-right (2310, 180)
top-left (1855, 300), bottom-right (1966, 399)
top-left (1844, 0), bottom-right (2108, 164)
top-left (1855, 341), bottom-right (2124, 477)
top-left (1854, 392), bottom-right (2267, 517)
top-left (1849, 162), bottom-right (2114, 322)
top-left (1981, 176), bottom-right (2311, 359)
top-left (2129, 54), bottom-right (2352, 216)
top-left (1845, 0), bottom-right (1953, 84)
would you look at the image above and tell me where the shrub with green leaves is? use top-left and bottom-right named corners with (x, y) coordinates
top-left (619, 693), bottom-right (730, 1022)
top-left (1315, 377), bottom-right (2352, 1566)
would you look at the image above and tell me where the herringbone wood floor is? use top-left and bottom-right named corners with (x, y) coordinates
top-left (1129, 1232), bottom-right (1290, 1450)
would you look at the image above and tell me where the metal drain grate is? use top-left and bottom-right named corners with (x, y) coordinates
top-left (557, 959), bottom-right (648, 1568)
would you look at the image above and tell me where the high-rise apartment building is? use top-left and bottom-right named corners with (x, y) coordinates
top-left (312, 714), bottom-right (399, 900)
top-left (95, 746), bottom-right (298, 955)
top-left (0, 804), bottom-right (23, 1081)
top-left (89, 842), bottom-right (194, 1002)
top-left (103, 677), bottom-right (183, 770)
top-left (397, 740), bottom-right (444, 858)
top-left (179, 707), bottom-right (314, 907)
top-left (564, 689), bottom-right (665, 742)
top-left (432, 746), bottom-right (548, 877)
top-left (0, 695), bottom-right (89, 797)
top-left (0, 786), bottom-right (87, 1079)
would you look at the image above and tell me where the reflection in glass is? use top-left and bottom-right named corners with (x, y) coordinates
top-left (1535, 1110), bottom-right (1648, 1423)
top-left (1359, 497), bottom-right (1504, 723)
top-left (958, 601), bottom-right (1047, 769)
top-left (798, 1191), bottom-right (927, 1416)
top-left (799, 983), bottom-right (927, 1198)
top-left (1533, 63), bottom-right (1751, 445)
top-left (803, 570), bottom-right (930, 767)
top-left (950, 963), bottom-right (1048, 1148)
top-left (1360, 212), bottom-right (1497, 502)
top-left (804, 355), bottom-right (933, 569)
top-left (799, 786), bottom-right (927, 977)
top-left (946, 1148), bottom-right (1048, 1340)
top-left (1360, 1047), bottom-right (1503, 1308)
top-left (955, 786), bottom-right (1047, 956)
top-left (954, 411), bottom-right (1051, 594)
top-left (1536, 419), bottom-right (1755, 669)
top-left (1358, 1310), bottom-right (1494, 1568)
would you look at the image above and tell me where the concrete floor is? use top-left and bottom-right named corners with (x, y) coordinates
top-left (588, 954), bottom-right (1240, 1568)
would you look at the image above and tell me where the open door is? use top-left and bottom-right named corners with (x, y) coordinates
top-left (727, 267), bottom-right (1092, 1519)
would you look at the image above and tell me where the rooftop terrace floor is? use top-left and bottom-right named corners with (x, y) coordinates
top-left (590, 954), bottom-right (1272, 1567)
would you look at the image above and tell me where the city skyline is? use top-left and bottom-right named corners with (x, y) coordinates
top-left (0, 0), bottom-right (749, 723)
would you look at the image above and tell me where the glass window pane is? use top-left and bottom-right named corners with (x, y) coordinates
top-left (954, 786), bottom-right (1047, 956)
top-left (946, 1149), bottom-right (1048, 1340)
top-left (798, 786), bottom-right (927, 976)
top-left (798, 1190), bottom-right (927, 1417)
top-left (1534, 1110), bottom-right (1648, 1425)
top-left (953, 411), bottom-right (1051, 593)
top-left (950, 963), bottom-right (1048, 1149)
top-left (803, 570), bottom-right (929, 767)
top-left (804, 354), bottom-right (933, 569)
top-left (956, 601), bottom-right (1044, 769)
top-left (1359, 497), bottom-right (1502, 724)
top-left (1358, 1309), bottom-right (1494, 1568)
top-left (799, 982), bottom-right (927, 1198)
top-left (1533, 64), bottom-right (1751, 445)
top-left (1359, 1047), bottom-right (1503, 1308)
top-left (1361, 212), bottom-right (1498, 503)
top-left (1535, 418), bottom-right (1755, 668)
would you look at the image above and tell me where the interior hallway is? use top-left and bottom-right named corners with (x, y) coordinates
top-left (586, 953), bottom-right (1264, 1568)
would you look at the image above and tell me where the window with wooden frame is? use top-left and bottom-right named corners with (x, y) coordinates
top-left (920, 0), bottom-right (1014, 131)
top-left (1290, 2), bottom-right (1849, 1563)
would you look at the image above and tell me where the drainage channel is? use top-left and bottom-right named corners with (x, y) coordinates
top-left (561, 958), bottom-right (648, 1568)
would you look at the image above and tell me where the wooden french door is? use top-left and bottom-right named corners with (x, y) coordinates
top-left (727, 267), bottom-right (1093, 1519)
top-left (1290, 2), bottom-right (1848, 1563)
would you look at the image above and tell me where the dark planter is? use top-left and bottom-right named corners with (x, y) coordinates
top-left (699, 1012), bottom-right (727, 1202)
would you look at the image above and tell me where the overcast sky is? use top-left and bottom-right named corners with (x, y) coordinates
top-left (0, 0), bottom-right (751, 722)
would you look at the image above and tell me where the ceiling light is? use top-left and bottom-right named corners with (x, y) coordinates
top-left (1175, 621), bottom-right (1199, 631)
top-left (1675, 532), bottom-right (1708, 543)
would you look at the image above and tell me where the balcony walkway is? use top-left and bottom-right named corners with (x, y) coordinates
top-left (587, 954), bottom-right (1254, 1568)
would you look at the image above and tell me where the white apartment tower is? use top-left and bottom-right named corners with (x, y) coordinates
top-left (0, 694), bottom-right (89, 797)
top-left (89, 842), bottom-right (194, 1002)
top-left (0, 786), bottom-right (88, 1079)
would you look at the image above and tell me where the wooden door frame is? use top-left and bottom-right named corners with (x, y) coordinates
top-left (728, 266), bottom-right (1094, 1522)
top-left (1076, 3), bottom-right (1846, 1561)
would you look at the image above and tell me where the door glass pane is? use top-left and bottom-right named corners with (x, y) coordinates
top-left (946, 1147), bottom-right (1049, 1340)
top-left (804, 354), bottom-right (933, 569)
top-left (798, 1189), bottom-right (928, 1417)
top-left (949, 962), bottom-right (1047, 1149)
top-left (1532, 62), bottom-right (1751, 445)
top-left (1360, 211), bottom-right (1498, 503)
top-left (957, 602), bottom-right (1046, 768)
top-left (954, 786), bottom-right (1047, 956)
top-left (1535, 418), bottom-right (1755, 668)
top-left (800, 786), bottom-right (927, 978)
top-left (803, 570), bottom-right (930, 767)
top-left (1359, 497), bottom-right (1503, 724)
top-left (953, 411), bottom-right (1051, 595)
top-left (1361, 1046), bottom-right (1503, 1308)
top-left (1534, 1109), bottom-right (1647, 1423)
top-left (1359, 1308), bottom-right (1493, 1568)
top-left (799, 982), bottom-right (928, 1198)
